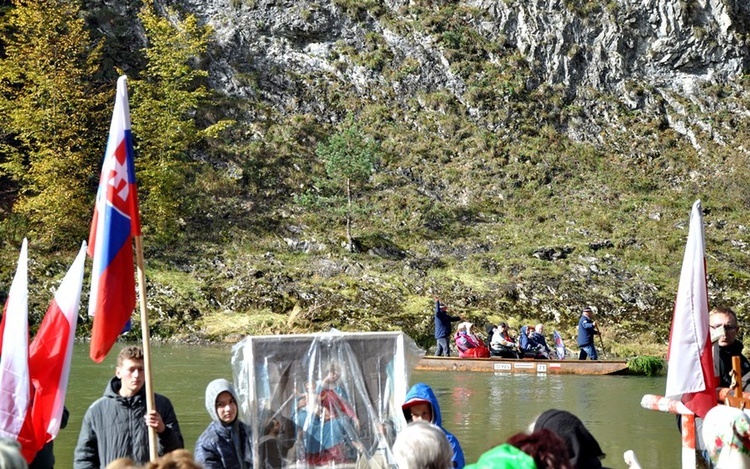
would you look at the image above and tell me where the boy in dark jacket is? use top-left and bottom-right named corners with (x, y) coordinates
top-left (73, 346), bottom-right (183, 468)
top-left (195, 379), bottom-right (253, 469)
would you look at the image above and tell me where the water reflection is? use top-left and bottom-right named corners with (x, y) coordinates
top-left (55, 345), bottom-right (680, 468)
top-left (420, 371), bottom-right (681, 468)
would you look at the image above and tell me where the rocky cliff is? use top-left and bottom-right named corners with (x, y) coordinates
top-left (73, 0), bottom-right (750, 351)
top-left (158, 0), bottom-right (749, 149)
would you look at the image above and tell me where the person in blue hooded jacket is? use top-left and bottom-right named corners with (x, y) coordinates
top-left (401, 382), bottom-right (465, 468)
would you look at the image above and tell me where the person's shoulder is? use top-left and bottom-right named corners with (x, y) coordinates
top-left (441, 427), bottom-right (460, 442)
top-left (86, 395), bottom-right (114, 412)
top-left (196, 421), bottom-right (222, 443)
top-left (154, 393), bottom-right (176, 406)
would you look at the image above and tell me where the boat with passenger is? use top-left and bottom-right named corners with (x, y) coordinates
top-left (416, 355), bottom-right (634, 375)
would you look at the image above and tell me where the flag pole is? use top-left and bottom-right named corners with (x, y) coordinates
top-left (134, 235), bottom-right (158, 461)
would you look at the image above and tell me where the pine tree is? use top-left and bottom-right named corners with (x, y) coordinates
top-left (314, 117), bottom-right (381, 252)
top-left (0, 0), bottom-right (107, 248)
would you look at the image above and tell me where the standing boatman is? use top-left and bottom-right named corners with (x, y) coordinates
top-left (434, 299), bottom-right (461, 357)
top-left (577, 306), bottom-right (600, 360)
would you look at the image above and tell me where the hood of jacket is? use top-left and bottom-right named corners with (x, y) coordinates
top-left (205, 378), bottom-right (239, 424)
top-left (104, 376), bottom-right (145, 401)
top-left (533, 409), bottom-right (604, 469)
top-left (402, 382), bottom-right (443, 427)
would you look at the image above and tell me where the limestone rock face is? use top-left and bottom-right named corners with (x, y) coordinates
top-left (150, 0), bottom-right (749, 146)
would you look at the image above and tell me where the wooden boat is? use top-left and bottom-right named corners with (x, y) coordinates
top-left (416, 355), bottom-right (633, 375)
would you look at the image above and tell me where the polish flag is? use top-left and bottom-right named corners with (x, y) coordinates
top-left (26, 242), bottom-right (87, 457)
top-left (88, 75), bottom-right (141, 362)
top-left (0, 239), bottom-right (34, 458)
top-left (665, 200), bottom-right (717, 419)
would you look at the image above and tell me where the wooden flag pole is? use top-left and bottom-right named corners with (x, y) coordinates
top-left (134, 235), bottom-right (158, 462)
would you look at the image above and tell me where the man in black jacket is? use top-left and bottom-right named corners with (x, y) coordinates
top-left (73, 346), bottom-right (183, 468)
top-left (709, 307), bottom-right (750, 388)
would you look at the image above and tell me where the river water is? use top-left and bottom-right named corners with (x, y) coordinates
top-left (54, 343), bottom-right (680, 468)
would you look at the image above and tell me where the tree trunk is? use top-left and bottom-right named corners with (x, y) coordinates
top-left (346, 177), bottom-right (353, 252)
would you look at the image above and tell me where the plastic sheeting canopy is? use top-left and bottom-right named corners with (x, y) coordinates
top-left (231, 330), bottom-right (423, 468)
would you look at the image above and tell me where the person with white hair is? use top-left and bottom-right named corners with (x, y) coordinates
top-left (393, 421), bottom-right (453, 469)
top-left (0, 438), bottom-right (28, 469)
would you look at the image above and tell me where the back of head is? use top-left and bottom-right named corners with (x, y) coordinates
top-left (393, 421), bottom-right (453, 469)
top-left (144, 449), bottom-right (201, 469)
top-left (532, 409), bottom-right (604, 469)
top-left (204, 378), bottom-right (239, 422)
top-left (105, 457), bottom-right (140, 469)
top-left (0, 439), bottom-right (27, 469)
top-left (506, 429), bottom-right (573, 469)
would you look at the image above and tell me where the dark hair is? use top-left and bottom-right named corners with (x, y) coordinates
top-left (533, 409), bottom-right (605, 468)
top-left (263, 417), bottom-right (278, 435)
top-left (506, 429), bottom-right (574, 469)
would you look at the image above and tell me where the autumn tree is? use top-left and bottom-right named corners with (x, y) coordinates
top-left (128, 1), bottom-right (229, 244)
top-left (0, 0), bottom-right (107, 248)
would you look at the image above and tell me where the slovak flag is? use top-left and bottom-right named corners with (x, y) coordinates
top-left (88, 75), bottom-right (141, 363)
top-left (0, 239), bottom-right (35, 460)
top-left (665, 200), bottom-right (716, 419)
top-left (25, 242), bottom-right (86, 459)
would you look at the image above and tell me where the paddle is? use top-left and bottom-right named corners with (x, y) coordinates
top-left (594, 325), bottom-right (607, 359)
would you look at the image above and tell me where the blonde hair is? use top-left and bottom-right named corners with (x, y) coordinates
top-left (105, 457), bottom-right (140, 469)
top-left (144, 450), bottom-right (201, 469)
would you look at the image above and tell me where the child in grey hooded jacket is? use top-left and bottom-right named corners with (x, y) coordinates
top-left (195, 379), bottom-right (253, 469)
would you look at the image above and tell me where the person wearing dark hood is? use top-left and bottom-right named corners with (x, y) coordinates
top-left (402, 383), bottom-right (465, 468)
top-left (532, 409), bottom-right (610, 469)
top-left (709, 307), bottom-right (750, 388)
top-left (74, 346), bottom-right (184, 469)
top-left (195, 378), bottom-right (253, 469)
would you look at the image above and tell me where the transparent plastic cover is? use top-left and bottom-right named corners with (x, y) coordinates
top-left (231, 330), bottom-right (424, 468)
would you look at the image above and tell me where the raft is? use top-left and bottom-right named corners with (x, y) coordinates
top-left (416, 355), bottom-right (633, 375)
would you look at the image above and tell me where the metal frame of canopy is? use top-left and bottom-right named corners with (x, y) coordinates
top-left (231, 331), bottom-right (422, 469)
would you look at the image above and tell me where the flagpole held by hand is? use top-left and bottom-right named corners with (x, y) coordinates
top-left (135, 235), bottom-right (158, 462)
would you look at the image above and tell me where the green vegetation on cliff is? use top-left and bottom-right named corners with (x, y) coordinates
top-left (1, 0), bottom-right (750, 357)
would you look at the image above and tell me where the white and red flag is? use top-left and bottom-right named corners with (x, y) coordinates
top-left (26, 242), bottom-right (86, 457)
top-left (0, 239), bottom-right (35, 460)
top-left (665, 200), bottom-right (717, 419)
top-left (88, 75), bottom-right (142, 362)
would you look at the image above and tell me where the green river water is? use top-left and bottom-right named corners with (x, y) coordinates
top-left (52, 343), bottom-right (679, 468)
